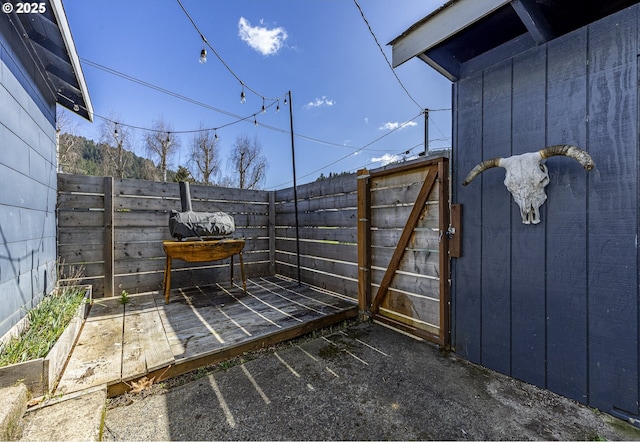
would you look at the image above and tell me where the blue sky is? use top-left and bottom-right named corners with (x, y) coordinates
top-left (62, 0), bottom-right (452, 189)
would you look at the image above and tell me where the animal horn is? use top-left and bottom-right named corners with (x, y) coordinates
top-left (462, 158), bottom-right (502, 186)
top-left (539, 145), bottom-right (595, 171)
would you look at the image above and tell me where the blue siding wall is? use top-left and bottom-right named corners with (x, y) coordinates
top-left (452, 5), bottom-right (639, 417)
top-left (0, 26), bottom-right (58, 337)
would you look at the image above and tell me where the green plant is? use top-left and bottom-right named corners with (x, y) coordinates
top-left (0, 259), bottom-right (87, 367)
top-left (0, 286), bottom-right (86, 366)
top-left (119, 290), bottom-right (130, 305)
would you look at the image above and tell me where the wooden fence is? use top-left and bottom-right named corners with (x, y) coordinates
top-left (57, 175), bottom-right (272, 297)
top-left (57, 173), bottom-right (359, 300)
top-left (358, 157), bottom-right (451, 345)
top-left (274, 173), bottom-right (359, 296)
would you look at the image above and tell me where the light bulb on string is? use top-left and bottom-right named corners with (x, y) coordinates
top-left (199, 35), bottom-right (207, 63)
top-left (214, 130), bottom-right (218, 141)
top-left (254, 116), bottom-right (258, 127)
top-left (240, 85), bottom-right (246, 104)
top-left (276, 99), bottom-right (280, 113)
top-left (261, 98), bottom-right (266, 114)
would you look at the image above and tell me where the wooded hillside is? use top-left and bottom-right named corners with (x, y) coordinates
top-left (57, 133), bottom-right (176, 181)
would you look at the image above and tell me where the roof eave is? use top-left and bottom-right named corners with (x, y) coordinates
top-left (390, 0), bottom-right (510, 69)
top-left (50, 0), bottom-right (93, 121)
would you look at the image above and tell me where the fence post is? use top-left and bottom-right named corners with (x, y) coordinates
top-left (357, 169), bottom-right (371, 319)
top-left (438, 158), bottom-right (451, 348)
top-left (103, 176), bottom-right (114, 297)
top-left (269, 191), bottom-right (276, 276)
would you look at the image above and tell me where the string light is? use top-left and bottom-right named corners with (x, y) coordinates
top-left (261, 98), bottom-right (266, 114)
top-left (199, 48), bottom-right (207, 64)
top-left (276, 99), bottom-right (280, 113)
top-left (177, 0), bottom-right (285, 110)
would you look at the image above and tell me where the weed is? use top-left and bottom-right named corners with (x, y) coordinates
top-left (119, 290), bottom-right (130, 305)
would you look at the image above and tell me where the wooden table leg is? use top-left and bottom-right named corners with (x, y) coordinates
top-left (239, 251), bottom-right (246, 292)
top-left (164, 255), bottom-right (172, 304)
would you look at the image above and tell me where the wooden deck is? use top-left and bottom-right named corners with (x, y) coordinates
top-left (55, 275), bottom-right (358, 396)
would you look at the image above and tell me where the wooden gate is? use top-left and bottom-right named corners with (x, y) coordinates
top-left (357, 156), bottom-right (451, 346)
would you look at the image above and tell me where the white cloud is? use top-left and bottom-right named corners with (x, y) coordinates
top-left (370, 153), bottom-right (400, 166)
top-left (238, 17), bottom-right (288, 56)
top-left (378, 121), bottom-right (418, 131)
top-left (303, 96), bottom-right (335, 109)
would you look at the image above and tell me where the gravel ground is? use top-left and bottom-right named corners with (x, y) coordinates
top-left (102, 321), bottom-right (640, 441)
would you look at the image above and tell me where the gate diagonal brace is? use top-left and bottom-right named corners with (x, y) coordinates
top-left (369, 169), bottom-right (438, 315)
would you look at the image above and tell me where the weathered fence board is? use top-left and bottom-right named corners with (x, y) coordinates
top-left (276, 174), bottom-right (356, 201)
top-left (369, 203), bottom-right (439, 229)
top-left (277, 238), bottom-right (357, 263)
top-left (275, 250), bottom-right (358, 280)
top-left (371, 249), bottom-right (440, 279)
top-left (57, 173), bottom-right (104, 193)
top-left (275, 193), bottom-right (356, 213)
top-left (279, 209), bottom-right (357, 228)
top-left (371, 228), bottom-right (439, 250)
top-left (276, 226), bottom-right (357, 244)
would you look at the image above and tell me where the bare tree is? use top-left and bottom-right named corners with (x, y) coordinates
top-left (190, 127), bottom-right (220, 185)
top-left (56, 108), bottom-right (82, 173)
top-left (228, 134), bottom-right (268, 189)
top-left (100, 115), bottom-right (133, 178)
top-left (144, 117), bottom-right (179, 182)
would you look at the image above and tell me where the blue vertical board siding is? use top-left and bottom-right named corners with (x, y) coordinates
top-left (545, 28), bottom-right (589, 404)
top-left (452, 4), bottom-right (640, 416)
top-left (509, 47), bottom-right (547, 387)
top-left (453, 74), bottom-right (484, 362)
top-left (587, 9), bottom-right (638, 415)
top-left (480, 60), bottom-right (512, 375)
top-left (0, 26), bottom-right (57, 337)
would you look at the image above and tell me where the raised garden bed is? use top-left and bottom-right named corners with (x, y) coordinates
top-left (0, 286), bottom-right (92, 396)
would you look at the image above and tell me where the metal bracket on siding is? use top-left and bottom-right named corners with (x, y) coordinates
top-left (449, 203), bottom-right (462, 258)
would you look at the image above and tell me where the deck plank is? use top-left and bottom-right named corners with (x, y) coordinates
top-left (56, 298), bottom-right (124, 394)
top-left (252, 278), bottom-right (347, 314)
top-left (121, 294), bottom-right (175, 382)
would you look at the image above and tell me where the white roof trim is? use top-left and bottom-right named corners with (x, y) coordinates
top-left (50, 0), bottom-right (93, 121)
top-left (391, 0), bottom-right (511, 68)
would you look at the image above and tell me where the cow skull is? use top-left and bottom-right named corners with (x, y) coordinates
top-left (462, 145), bottom-right (595, 224)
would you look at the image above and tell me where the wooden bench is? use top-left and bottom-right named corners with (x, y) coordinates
top-left (162, 238), bottom-right (246, 304)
